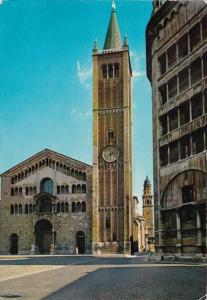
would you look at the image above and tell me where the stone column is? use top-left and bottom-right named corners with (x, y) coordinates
top-left (202, 90), bottom-right (205, 115)
top-left (196, 209), bottom-right (202, 247)
top-left (176, 211), bottom-right (182, 256)
top-left (166, 83), bottom-right (169, 102)
top-left (112, 64), bottom-right (115, 78)
top-left (158, 210), bottom-right (163, 254)
top-left (201, 54), bottom-right (204, 79)
top-left (177, 75), bottom-right (179, 95)
top-left (188, 67), bottom-right (191, 88)
top-left (176, 211), bottom-right (181, 243)
top-left (178, 140), bottom-right (181, 161)
top-left (167, 145), bottom-right (170, 165)
top-left (177, 107), bottom-right (180, 128)
top-left (187, 32), bottom-right (190, 55)
top-left (167, 114), bottom-right (170, 134)
top-left (165, 52), bottom-right (168, 72)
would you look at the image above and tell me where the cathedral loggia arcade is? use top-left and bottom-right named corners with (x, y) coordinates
top-left (0, 149), bottom-right (92, 255)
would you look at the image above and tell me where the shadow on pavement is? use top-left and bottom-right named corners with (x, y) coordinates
top-left (41, 266), bottom-right (206, 300)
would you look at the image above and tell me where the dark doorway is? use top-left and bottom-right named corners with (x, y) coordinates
top-left (76, 231), bottom-right (85, 254)
top-left (35, 219), bottom-right (53, 254)
top-left (10, 233), bottom-right (18, 254)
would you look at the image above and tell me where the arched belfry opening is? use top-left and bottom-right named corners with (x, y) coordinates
top-left (35, 219), bottom-right (53, 254)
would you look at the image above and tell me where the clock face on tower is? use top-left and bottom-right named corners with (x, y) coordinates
top-left (102, 146), bottom-right (119, 163)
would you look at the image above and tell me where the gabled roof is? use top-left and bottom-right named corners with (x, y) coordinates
top-left (1, 148), bottom-right (92, 176)
top-left (103, 3), bottom-right (122, 50)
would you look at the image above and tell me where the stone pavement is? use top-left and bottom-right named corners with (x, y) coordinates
top-left (0, 255), bottom-right (206, 300)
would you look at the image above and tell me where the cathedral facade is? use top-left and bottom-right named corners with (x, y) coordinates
top-left (0, 149), bottom-right (92, 254)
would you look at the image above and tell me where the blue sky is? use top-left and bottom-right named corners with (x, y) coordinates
top-left (0, 0), bottom-right (153, 204)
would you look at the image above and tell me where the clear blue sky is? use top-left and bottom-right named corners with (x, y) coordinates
top-left (0, 0), bottom-right (153, 203)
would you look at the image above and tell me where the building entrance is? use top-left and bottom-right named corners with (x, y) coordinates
top-left (35, 219), bottom-right (53, 254)
top-left (10, 233), bottom-right (18, 254)
top-left (76, 231), bottom-right (85, 254)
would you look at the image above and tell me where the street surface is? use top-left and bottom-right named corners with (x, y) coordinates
top-left (0, 255), bottom-right (206, 300)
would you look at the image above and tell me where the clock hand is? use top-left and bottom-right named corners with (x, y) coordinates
top-left (109, 152), bottom-right (113, 160)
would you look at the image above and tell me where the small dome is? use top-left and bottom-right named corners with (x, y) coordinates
top-left (144, 176), bottom-right (151, 187)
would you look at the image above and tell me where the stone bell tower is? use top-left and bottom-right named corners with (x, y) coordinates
top-left (142, 176), bottom-right (154, 251)
top-left (92, 2), bottom-right (133, 254)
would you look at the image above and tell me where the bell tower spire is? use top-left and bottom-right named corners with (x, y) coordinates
top-left (103, 1), bottom-right (121, 50)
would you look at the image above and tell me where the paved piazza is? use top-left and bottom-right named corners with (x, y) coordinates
top-left (0, 255), bottom-right (206, 300)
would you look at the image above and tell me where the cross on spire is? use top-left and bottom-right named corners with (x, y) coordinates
top-left (112, 0), bottom-right (116, 11)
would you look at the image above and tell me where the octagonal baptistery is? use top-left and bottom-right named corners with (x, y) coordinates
top-left (146, 0), bottom-right (207, 257)
top-left (0, 149), bottom-right (92, 255)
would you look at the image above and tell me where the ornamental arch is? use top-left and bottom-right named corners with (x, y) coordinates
top-left (161, 169), bottom-right (206, 210)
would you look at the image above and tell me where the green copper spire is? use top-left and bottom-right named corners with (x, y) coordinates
top-left (103, 1), bottom-right (121, 50)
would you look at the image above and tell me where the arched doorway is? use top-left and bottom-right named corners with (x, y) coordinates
top-left (10, 233), bottom-right (18, 254)
top-left (76, 231), bottom-right (85, 254)
top-left (35, 219), bottom-right (53, 254)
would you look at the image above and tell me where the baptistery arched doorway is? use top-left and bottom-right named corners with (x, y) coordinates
top-left (76, 231), bottom-right (85, 254)
top-left (10, 233), bottom-right (18, 254)
top-left (35, 219), bottom-right (53, 254)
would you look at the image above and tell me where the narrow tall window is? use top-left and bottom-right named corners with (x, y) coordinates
top-left (65, 203), bottom-right (69, 213)
top-left (10, 205), bottom-right (14, 215)
top-left (168, 76), bottom-right (177, 100)
top-left (72, 185), bottom-right (76, 194)
top-left (108, 128), bottom-right (114, 140)
top-left (160, 145), bottom-right (168, 167)
top-left (114, 64), bottom-right (119, 78)
top-left (159, 84), bottom-right (167, 105)
top-left (180, 135), bottom-right (191, 159)
top-left (203, 52), bottom-right (207, 77)
top-left (202, 16), bottom-right (207, 41)
top-left (57, 202), bottom-right (60, 213)
top-left (169, 141), bottom-right (179, 163)
top-left (160, 115), bottom-right (168, 136)
top-left (180, 101), bottom-right (190, 126)
top-left (72, 202), bottom-right (76, 213)
top-left (19, 204), bottom-right (22, 214)
top-left (82, 202), bottom-right (86, 212)
top-left (191, 58), bottom-right (202, 85)
top-left (191, 93), bottom-right (203, 120)
top-left (167, 44), bottom-right (177, 69)
top-left (102, 65), bottom-right (107, 79)
top-left (77, 202), bottom-right (81, 212)
top-left (108, 64), bottom-right (113, 78)
top-left (179, 67), bottom-right (189, 93)
top-left (61, 202), bottom-right (64, 213)
top-left (158, 54), bottom-right (166, 76)
top-left (106, 216), bottom-right (110, 229)
top-left (169, 108), bottom-right (178, 131)
top-left (25, 204), bottom-right (28, 214)
top-left (82, 184), bottom-right (86, 193)
top-left (190, 23), bottom-right (201, 51)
